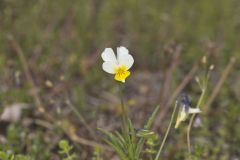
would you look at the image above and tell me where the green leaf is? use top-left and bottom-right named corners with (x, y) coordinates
top-left (15, 155), bottom-right (31, 160)
top-left (135, 105), bottom-right (160, 158)
top-left (0, 151), bottom-right (11, 160)
top-left (59, 140), bottom-right (71, 151)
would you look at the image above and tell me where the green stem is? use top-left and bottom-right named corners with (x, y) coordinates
top-left (187, 70), bottom-right (210, 153)
top-left (154, 102), bottom-right (178, 160)
top-left (149, 150), bottom-right (153, 160)
top-left (187, 88), bottom-right (206, 153)
top-left (118, 84), bottom-right (129, 135)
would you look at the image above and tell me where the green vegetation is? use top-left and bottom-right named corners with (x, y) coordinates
top-left (0, 0), bottom-right (239, 159)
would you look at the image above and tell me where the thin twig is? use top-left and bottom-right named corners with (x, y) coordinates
top-left (154, 102), bottom-right (178, 160)
top-left (66, 130), bottom-right (112, 151)
top-left (8, 35), bottom-right (43, 112)
top-left (65, 98), bottom-right (97, 140)
top-left (204, 57), bottom-right (236, 111)
top-left (154, 63), bottom-right (199, 129)
top-left (159, 45), bottom-right (182, 105)
top-left (8, 35), bottom-right (53, 121)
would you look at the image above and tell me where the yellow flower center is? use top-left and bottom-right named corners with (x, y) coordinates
top-left (114, 65), bottom-right (130, 82)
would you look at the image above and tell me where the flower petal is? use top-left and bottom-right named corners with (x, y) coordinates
top-left (175, 110), bottom-right (188, 128)
top-left (117, 46), bottom-right (134, 69)
top-left (101, 48), bottom-right (117, 63)
top-left (117, 46), bottom-right (129, 55)
top-left (188, 108), bottom-right (201, 114)
top-left (102, 62), bottom-right (117, 74)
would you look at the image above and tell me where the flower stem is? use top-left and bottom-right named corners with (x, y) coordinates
top-left (154, 102), bottom-right (178, 160)
top-left (118, 84), bottom-right (129, 134)
top-left (187, 88), bottom-right (206, 153)
top-left (187, 69), bottom-right (210, 153)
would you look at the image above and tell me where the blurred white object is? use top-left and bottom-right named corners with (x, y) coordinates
top-left (1, 103), bottom-right (30, 122)
top-left (193, 117), bottom-right (203, 128)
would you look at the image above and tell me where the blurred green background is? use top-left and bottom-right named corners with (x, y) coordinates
top-left (0, 0), bottom-right (240, 159)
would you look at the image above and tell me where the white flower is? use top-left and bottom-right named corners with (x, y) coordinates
top-left (101, 46), bottom-right (134, 82)
top-left (175, 94), bottom-right (201, 128)
top-left (175, 107), bottom-right (201, 129)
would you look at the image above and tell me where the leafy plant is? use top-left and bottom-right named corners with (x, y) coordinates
top-left (0, 151), bottom-right (31, 160)
top-left (58, 140), bottom-right (76, 160)
top-left (92, 147), bottom-right (103, 160)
